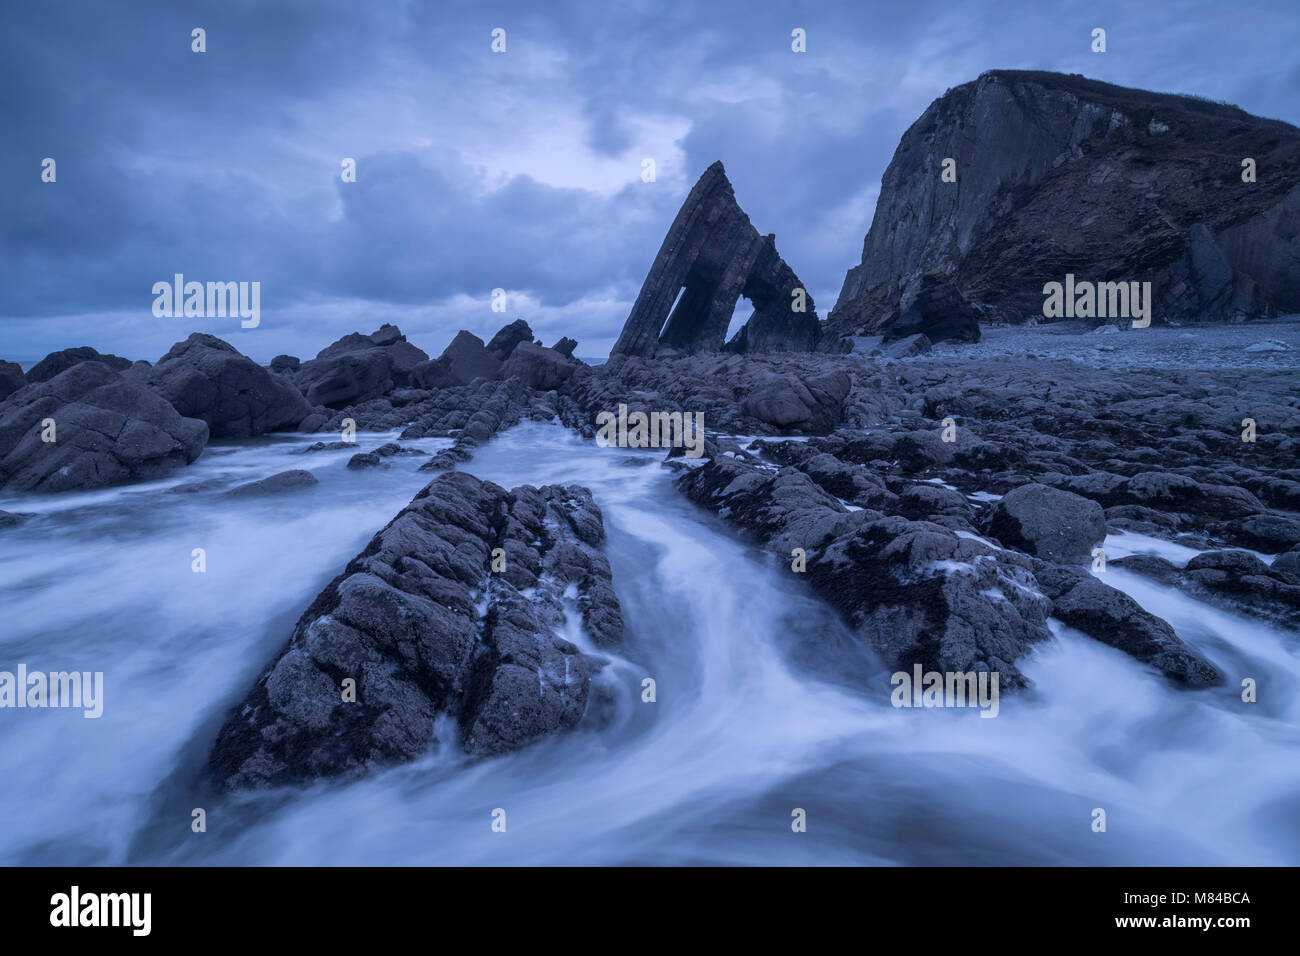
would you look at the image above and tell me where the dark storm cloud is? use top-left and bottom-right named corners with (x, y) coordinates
top-left (318, 150), bottom-right (665, 303)
top-left (0, 0), bottom-right (399, 312)
top-left (2, 0), bottom-right (1298, 361)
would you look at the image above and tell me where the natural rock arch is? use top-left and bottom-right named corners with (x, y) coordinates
top-left (611, 162), bottom-right (820, 357)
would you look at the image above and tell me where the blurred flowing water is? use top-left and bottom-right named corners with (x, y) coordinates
top-left (0, 421), bottom-right (1297, 865)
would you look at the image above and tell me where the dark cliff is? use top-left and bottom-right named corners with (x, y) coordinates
top-left (829, 70), bottom-right (1300, 334)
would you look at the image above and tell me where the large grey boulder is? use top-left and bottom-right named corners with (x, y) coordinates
top-left (741, 368), bottom-right (851, 433)
top-left (985, 483), bottom-right (1107, 564)
top-left (499, 341), bottom-right (579, 390)
top-left (440, 329), bottom-right (502, 380)
top-left (883, 333), bottom-right (932, 359)
top-left (1223, 513), bottom-right (1300, 553)
top-left (0, 361), bottom-right (208, 492)
top-left (409, 330), bottom-right (503, 389)
top-left (26, 346), bottom-right (133, 383)
top-left (485, 319), bottom-right (534, 360)
top-left (1043, 470), bottom-right (1265, 519)
top-left (295, 324), bottom-right (429, 408)
top-left (147, 333), bottom-right (314, 437)
top-left (1274, 550), bottom-right (1300, 581)
top-left (0, 361), bottom-right (26, 401)
top-left (208, 471), bottom-right (623, 789)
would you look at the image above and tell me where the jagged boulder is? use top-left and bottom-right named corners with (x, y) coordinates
top-left (27, 346), bottom-right (133, 383)
top-left (677, 453), bottom-right (1052, 686)
top-left (1033, 566), bottom-right (1222, 686)
top-left (1116, 548), bottom-right (1300, 631)
top-left (409, 330), bottom-right (502, 389)
top-left (499, 342), bottom-right (579, 391)
top-left (485, 319), bottom-right (534, 360)
top-left (295, 324), bottom-right (429, 408)
top-left (612, 161), bottom-right (820, 357)
top-left (881, 272), bottom-right (980, 344)
top-left (0, 361), bottom-right (26, 401)
top-left (208, 471), bottom-right (623, 789)
top-left (0, 361), bottom-right (208, 492)
top-left (985, 483), bottom-right (1106, 564)
top-left (741, 368), bottom-right (851, 433)
top-left (148, 333), bottom-right (314, 437)
top-left (883, 334), bottom-right (932, 359)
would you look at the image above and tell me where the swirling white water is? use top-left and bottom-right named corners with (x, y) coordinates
top-left (0, 421), bottom-right (1297, 865)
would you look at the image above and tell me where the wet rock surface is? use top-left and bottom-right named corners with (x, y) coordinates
top-left (673, 441), bottom-right (1220, 687)
top-left (226, 468), bottom-right (319, 497)
top-left (1114, 548), bottom-right (1300, 631)
top-left (1034, 565), bottom-right (1223, 686)
top-left (208, 471), bottom-right (623, 789)
top-left (0, 361), bottom-right (208, 492)
top-left (985, 483), bottom-right (1107, 564)
top-left (147, 333), bottom-right (314, 438)
top-left (3, 291), bottom-right (1294, 801)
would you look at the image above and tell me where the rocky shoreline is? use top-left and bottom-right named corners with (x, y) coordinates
top-left (5, 67), bottom-right (1299, 791)
top-left (5, 312), bottom-right (1297, 787)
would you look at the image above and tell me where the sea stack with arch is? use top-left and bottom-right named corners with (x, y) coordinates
top-left (610, 161), bottom-right (821, 358)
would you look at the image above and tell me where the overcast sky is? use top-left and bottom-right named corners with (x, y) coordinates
top-left (2, 0), bottom-right (1298, 365)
